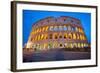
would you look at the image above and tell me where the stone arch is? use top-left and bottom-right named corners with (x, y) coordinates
top-left (77, 34), bottom-right (80, 39)
top-left (68, 33), bottom-right (72, 39)
top-left (73, 33), bottom-right (76, 40)
top-left (73, 43), bottom-right (77, 48)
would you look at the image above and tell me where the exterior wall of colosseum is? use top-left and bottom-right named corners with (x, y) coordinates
top-left (25, 16), bottom-right (89, 51)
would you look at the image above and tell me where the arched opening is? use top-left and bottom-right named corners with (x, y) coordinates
top-left (80, 34), bottom-right (82, 40)
top-left (45, 26), bottom-right (49, 31)
top-left (53, 42), bottom-right (58, 48)
top-left (63, 25), bottom-right (67, 31)
top-left (35, 36), bottom-right (38, 41)
top-left (68, 33), bottom-right (72, 39)
top-left (43, 43), bottom-right (48, 50)
top-left (77, 34), bottom-right (79, 39)
top-left (54, 34), bottom-right (58, 39)
top-left (41, 34), bottom-right (44, 40)
top-left (70, 43), bottom-right (73, 48)
top-left (49, 34), bottom-right (52, 39)
top-left (60, 44), bottom-right (62, 47)
top-left (68, 26), bottom-right (71, 31)
top-left (54, 26), bottom-right (58, 31)
top-left (59, 35), bottom-right (62, 39)
top-left (59, 43), bottom-right (63, 48)
top-left (37, 35), bottom-right (40, 41)
top-left (59, 26), bottom-right (63, 31)
top-left (49, 26), bottom-right (54, 31)
top-left (48, 42), bottom-right (53, 49)
top-left (73, 33), bottom-right (76, 40)
top-left (78, 43), bottom-right (80, 48)
top-left (64, 33), bottom-right (67, 39)
top-left (73, 43), bottom-right (77, 48)
top-left (81, 43), bottom-right (84, 48)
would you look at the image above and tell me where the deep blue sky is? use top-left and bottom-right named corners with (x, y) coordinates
top-left (23, 10), bottom-right (91, 46)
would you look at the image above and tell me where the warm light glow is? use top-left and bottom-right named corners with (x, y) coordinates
top-left (78, 43), bottom-right (80, 48)
top-left (41, 34), bottom-right (44, 40)
top-left (45, 26), bottom-right (49, 31)
top-left (26, 42), bottom-right (33, 48)
top-left (80, 34), bottom-right (82, 40)
top-left (68, 33), bottom-right (72, 39)
top-left (73, 33), bottom-right (76, 40)
top-left (25, 16), bottom-right (89, 51)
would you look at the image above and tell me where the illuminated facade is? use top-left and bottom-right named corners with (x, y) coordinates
top-left (25, 16), bottom-right (89, 51)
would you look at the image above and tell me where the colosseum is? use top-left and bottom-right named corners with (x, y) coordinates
top-left (24, 16), bottom-right (90, 52)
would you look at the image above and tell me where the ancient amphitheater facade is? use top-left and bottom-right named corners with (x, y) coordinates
top-left (25, 16), bottom-right (90, 51)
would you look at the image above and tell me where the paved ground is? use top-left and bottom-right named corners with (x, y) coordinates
top-left (23, 49), bottom-right (91, 62)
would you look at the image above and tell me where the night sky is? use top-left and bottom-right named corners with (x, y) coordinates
top-left (23, 10), bottom-right (91, 47)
